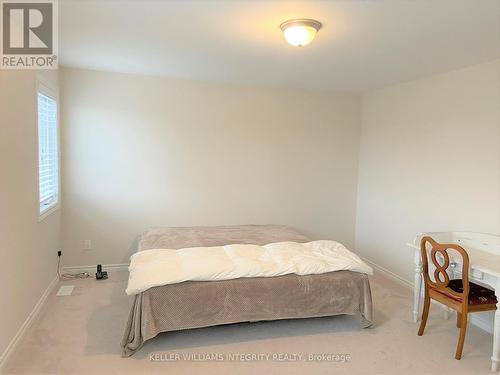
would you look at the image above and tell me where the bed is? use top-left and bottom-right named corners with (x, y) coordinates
top-left (121, 225), bottom-right (373, 356)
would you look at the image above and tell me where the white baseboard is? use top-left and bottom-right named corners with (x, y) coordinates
top-left (62, 263), bottom-right (129, 274)
top-left (362, 256), bottom-right (494, 334)
top-left (0, 275), bottom-right (59, 371)
top-left (362, 256), bottom-right (413, 289)
top-left (470, 312), bottom-right (495, 334)
top-left (0, 263), bottom-right (128, 371)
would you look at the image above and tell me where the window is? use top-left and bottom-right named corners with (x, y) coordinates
top-left (37, 87), bottom-right (59, 216)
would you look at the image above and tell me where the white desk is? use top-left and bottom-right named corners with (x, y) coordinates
top-left (408, 231), bottom-right (500, 371)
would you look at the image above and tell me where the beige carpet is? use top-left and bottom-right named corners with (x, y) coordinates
top-left (2, 270), bottom-right (495, 374)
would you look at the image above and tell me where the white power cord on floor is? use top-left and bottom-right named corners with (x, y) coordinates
top-left (57, 255), bottom-right (90, 280)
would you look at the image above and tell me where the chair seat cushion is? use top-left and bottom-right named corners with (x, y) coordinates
top-left (447, 279), bottom-right (497, 305)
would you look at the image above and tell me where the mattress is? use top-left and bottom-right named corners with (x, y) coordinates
top-left (121, 225), bottom-right (373, 356)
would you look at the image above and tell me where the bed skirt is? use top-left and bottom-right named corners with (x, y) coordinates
top-left (121, 270), bottom-right (373, 356)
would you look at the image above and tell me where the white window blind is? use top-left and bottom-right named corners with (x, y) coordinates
top-left (37, 91), bottom-right (59, 214)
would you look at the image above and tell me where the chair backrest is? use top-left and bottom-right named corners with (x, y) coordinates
top-left (420, 236), bottom-right (470, 301)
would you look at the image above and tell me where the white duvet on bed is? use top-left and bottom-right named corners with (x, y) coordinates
top-left (125, 240), bottom-right (373, 295)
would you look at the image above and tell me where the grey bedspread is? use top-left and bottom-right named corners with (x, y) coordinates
top-left (121, 225), bottom-right (373, 356)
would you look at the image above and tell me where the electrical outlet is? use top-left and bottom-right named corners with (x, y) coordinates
top-left (84, 239), bottom-right (92, 250)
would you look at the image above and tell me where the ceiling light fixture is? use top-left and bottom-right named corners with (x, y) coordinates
top-left (280, 19), bottom-right (322, 47)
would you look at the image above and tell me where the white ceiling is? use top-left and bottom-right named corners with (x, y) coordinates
top-left (60, 0), bottom-right (500, 92)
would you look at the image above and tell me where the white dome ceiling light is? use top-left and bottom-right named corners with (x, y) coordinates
top-left (280, 19), bottom-right (322, 47)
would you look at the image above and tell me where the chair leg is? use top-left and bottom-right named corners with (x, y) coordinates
top-left (456, 312), bottom-right (461, 328)
top-left (418, 292), bottom-right (431, 336)
top-left (455, 312), bottom-right (468, 360)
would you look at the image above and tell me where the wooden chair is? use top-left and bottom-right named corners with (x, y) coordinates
top-left (418, 236), bottom-right (497, 359)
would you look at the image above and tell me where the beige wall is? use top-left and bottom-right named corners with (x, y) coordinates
top-left (0, 70), bottom-right (61, 359)
top-left (2, 60), bottom-right (499, 359)
top-left (355, 60), bottom-right (500, 282)
top-left (60, 67), bottom-right (362, 266)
